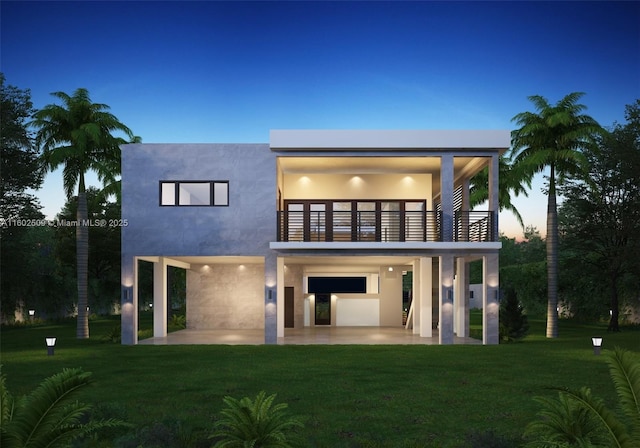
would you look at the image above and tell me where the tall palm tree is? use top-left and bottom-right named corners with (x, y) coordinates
top-left (32, 88), bottom-right (133, 339)
top-left (510, 92), bottom-right (602, 338)
top-left (469, 154), bottom-right (533, 229)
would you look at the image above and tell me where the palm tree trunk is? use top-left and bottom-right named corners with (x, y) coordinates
top-left (608, 273), bottom-right (620, 332)
top-left (76, 175), bottom-right (89, 339)
top-left (546, 165), bottom-right (559, 338)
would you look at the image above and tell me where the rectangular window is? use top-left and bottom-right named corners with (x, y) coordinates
top-left (213, 182), bottom-right (228, 206)
top-left (161, 183), bottom-right (176, 205)
top-left (160, 181), bottom-right (229, 206)
top-left (179, 183), bottom-right (210, 205)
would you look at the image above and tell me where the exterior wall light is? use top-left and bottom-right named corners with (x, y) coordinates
top-left (592, 337), bottom-right (603, 355)
top-left (46, 337), bottom-right (57, 356)
top-left (28, 309), bottom-right (35, 319)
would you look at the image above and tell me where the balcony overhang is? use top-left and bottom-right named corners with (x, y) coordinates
top-left (270, 130), bottom-right (510, 152)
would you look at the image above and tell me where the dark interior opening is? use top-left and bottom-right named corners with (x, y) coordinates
top-left (308, 276), bottom-right (366, 294)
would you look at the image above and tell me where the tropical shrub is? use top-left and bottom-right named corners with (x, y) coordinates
top-left (169, 314), bottom-right (187, 330)
top-left (524, 347), bottom-right (640, 447)
top-left (0, 367), bottom-right (128, 447)
top-left (210, 391), bottom-right (304, 448)
top-left (500, 286), bottom-right (530, 342)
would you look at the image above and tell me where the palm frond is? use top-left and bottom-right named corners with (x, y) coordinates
top-left (10, 368), bottom-right (93, 446)
top-left (211, 391), bottom-right (303, 448)
top-left (2, 368), bottom-right (129, 448)
top-left (524, 391), bottom-right (606, 447)
top-left (559, 386), bottom-right (633, 448)
top-left (606, 348), bottom-right (640, 441)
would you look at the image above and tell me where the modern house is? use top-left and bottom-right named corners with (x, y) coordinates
top-left (120, 130), bottom-right (508, 345)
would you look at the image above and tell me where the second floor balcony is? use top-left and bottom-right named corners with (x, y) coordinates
top-left (276, 210), bottom-right (497, 243)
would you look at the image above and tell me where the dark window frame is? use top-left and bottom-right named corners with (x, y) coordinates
top-left (283, 199), bottom-right (426, 242)
top-left (159, 180), bottom-right (229, 207)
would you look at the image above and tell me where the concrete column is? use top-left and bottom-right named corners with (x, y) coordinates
top-left (483, 253), bottom-right (500, 345)
top-left (153, 257), bottom-right (168, 338)
top-left (454, 258), bottom-right (469, 337)
top-left (460, 177), bottom-right (470, 241)
top-left (121, 254), bottom-right (138, 345)
top-left (488, 154), bottom-right (500, 240)
top-left (439, 254), bottom-right (454, 344)
top-left (411, 259), bottom-right (421, 334)
top-left (419, 257), bottom-right (432, 338)
top-left (264, 252), bottom-right (277, 344)
top-left (440, 155), bottom-right (455, 241)
top-left (276, 257), bottom-right (285, 338)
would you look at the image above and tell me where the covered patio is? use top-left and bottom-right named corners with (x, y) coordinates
top-left (138, 326), bottom-right (482, 345)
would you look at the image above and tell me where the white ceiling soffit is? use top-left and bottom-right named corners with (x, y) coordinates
top-left (277, 156), bottom-right (480, 174)
top-left (156, 255), bottom-right (416, 267)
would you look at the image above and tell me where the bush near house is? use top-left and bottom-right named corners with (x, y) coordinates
top-left (500, 287), bottom-right (530, 342)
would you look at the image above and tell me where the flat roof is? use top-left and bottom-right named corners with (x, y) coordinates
top-left (270, 130), bottom-right (510, 150)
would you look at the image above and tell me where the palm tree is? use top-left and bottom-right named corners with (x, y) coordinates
top-left (510, 92), bottom-right (602, 338)
top-left (99, 134), bottom-right (141, 204)
top-left (32, 88), bottom-right (133, 339)
top-left (469, 154), bottom-right (533, 229)
top-left (1, 367), bottom-right (128, 447)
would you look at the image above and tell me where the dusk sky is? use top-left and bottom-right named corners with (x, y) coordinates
top-left (2, 1), bottom-right (639, 238)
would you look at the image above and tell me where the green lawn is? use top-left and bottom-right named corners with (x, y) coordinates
top-left (1, 315), bottom-right (639, 447)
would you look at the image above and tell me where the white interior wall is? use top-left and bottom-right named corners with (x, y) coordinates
top-left (301, 265), bottom-right (404, 327)
top-left (283, 173), bottom-right (432, 205)
top-left (379, 266), bottom-right (403, 326)
top-left (284, 264), bottom-right (304, 328)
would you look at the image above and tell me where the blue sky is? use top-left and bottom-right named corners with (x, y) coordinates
top-left (2, 1), bottom-right (639, 238)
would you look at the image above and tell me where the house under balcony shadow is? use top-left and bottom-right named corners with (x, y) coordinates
top-left (120, 130), bottom-right (508, 345)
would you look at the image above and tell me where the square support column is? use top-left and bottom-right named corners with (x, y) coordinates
top-left (153, 257), bottom-right (168, 338)
top-left (264, 253), bottom-right (277, 344)
top-left (483, 253), bottom-right (500, 345)
top-left (418, 257), bottom-right (433, 337)
top-left (440, 155), bottom-right (454, 242)
top-left (276, 257), bottom-right (285, 339)
top-left (411, 259), bottom-right (421, 334)
top-left (121, 255), bottom-right (138, 345)
top-left (488, 154), bottom-right (500, 239)
top-left (454, 258), bottom-right (469, 337)
top-left (439, 254), bottom-right (454, 344)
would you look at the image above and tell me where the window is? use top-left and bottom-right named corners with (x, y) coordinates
top-left (160, 181), bottom-right (229, 206)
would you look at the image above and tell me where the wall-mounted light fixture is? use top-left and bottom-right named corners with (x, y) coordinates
top-left (46, 337), bottom-right (56, 356)
top-left (388, 267), bottom-right (393, 272)
top-left (592, 337), bottom-right (603, 355)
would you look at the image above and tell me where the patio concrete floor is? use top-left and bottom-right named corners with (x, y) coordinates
top-left (138, 326), bottom-right (482, 345)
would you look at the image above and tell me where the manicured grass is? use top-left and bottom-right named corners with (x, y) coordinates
top-left (1, 315), bottom-right (639, 447)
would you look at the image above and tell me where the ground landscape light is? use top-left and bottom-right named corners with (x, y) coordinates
top-left (46, 337), bottom-right (56, 356)
top-left (592, 337), bottom-right (603, 355)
